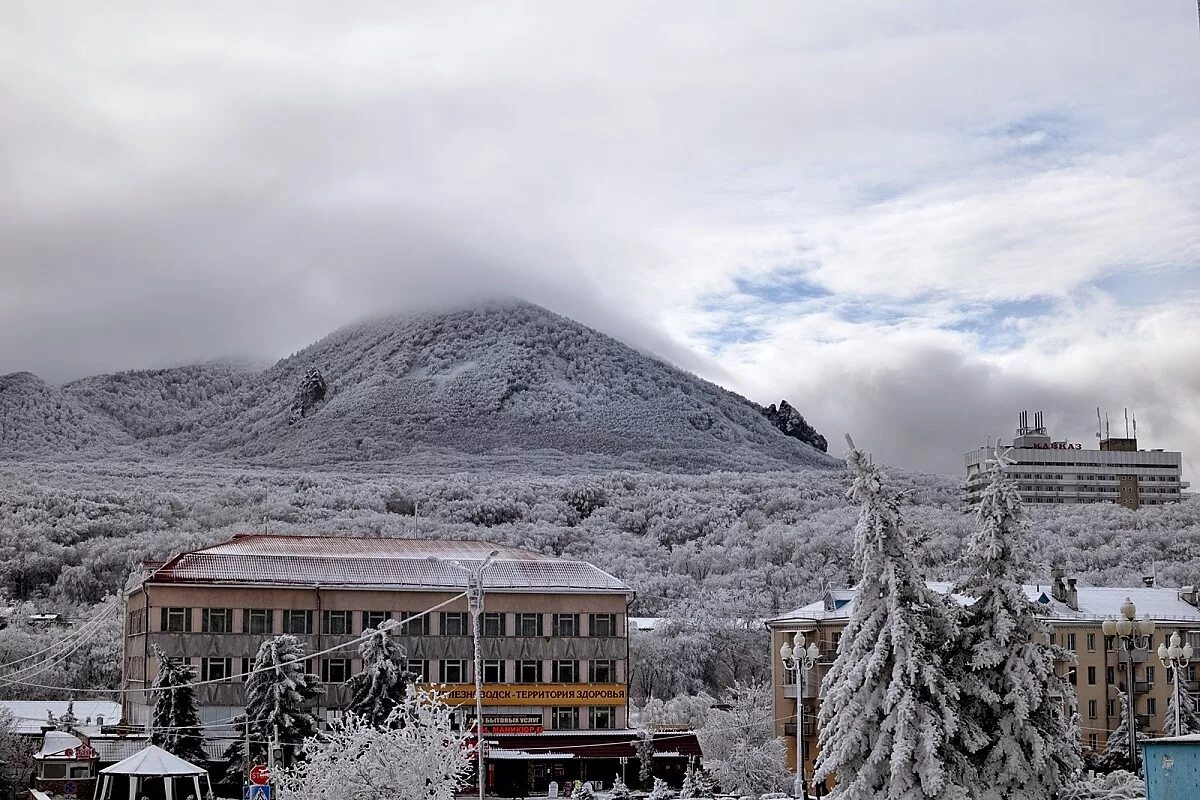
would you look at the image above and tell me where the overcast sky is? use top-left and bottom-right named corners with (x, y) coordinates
top-left (3, 2), bottom-right (1199, 476)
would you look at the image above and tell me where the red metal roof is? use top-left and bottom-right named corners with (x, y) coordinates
top-left (146, 534), bottom-right (630, 594)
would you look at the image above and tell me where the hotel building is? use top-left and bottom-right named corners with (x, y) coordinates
top-left (121, 534), bottom-right (687, 794)
top-left (769, 574), bottom-right (1200, 791)
top-left (965, 410), bottom-right (1185, 509)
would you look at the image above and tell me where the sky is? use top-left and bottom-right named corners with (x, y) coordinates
top-left (2, 2), bottom-right (1199, 476)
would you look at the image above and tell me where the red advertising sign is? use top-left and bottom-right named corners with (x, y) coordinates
top-left (469, 714), bottom-right (544, 735)
top-left (75, 743), bottom-right (98, 760)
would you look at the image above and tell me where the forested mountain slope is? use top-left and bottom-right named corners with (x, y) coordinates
top-left (0, 372), bottom-right (133, 455)
top-left (2, 302), bottom-right (836, 471)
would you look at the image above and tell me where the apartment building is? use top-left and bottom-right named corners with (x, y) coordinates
top-left (121, 534), bottom-right (642, 794)
top-left (964, 410), bottom-right (1186, 509)
top-left (768, 573), bottom-right (1200, 790)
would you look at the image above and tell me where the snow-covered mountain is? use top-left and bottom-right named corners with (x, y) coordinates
top-left (3, 302), bottom-right (836, 471)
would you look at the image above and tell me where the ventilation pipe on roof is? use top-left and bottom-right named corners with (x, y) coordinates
top-left (1181, 586), bottom-right (1199, 607)
top-left (1065, 578), bottom-right (1079, 611)
top-left (1051, 567), bottom-right (1068, 604)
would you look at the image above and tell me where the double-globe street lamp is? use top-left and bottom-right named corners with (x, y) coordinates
top-left (1157, 632), bottom-right (1194, 737)
top-left (430, 550), bottom-right (500, 800)
top-left (780, 631), bottom-right (820, 800)
top-left (1102, 597), bottom-right (1155, 770)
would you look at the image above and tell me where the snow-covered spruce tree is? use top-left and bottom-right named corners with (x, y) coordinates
top-left (610, 773), bottom-right (633, 800)
top-left (813, 436), bottom-right (967, 799)
top-left (1163, 665), bottom-right (1200, 735)
top-left (345, 622), bottom-right (414, 727)
top-left (244, 635), bottom-right (323, 764)
top-left (276, 686), bottom-right (471, 800)
top-left (148, 645), bottom-right (208, 765)
top-left (952, 447), bottom-right (1081, 797)
top-left (219, 716), bottom-right (254, 785)
top-left (1098, 690), bottom-right (1145, 773)
top-left (635, 729), bottom-right (656, 786)
top-left (647, 776), bottom-right (675, 800)
top-left (573, 780), bottom-right (597, 800)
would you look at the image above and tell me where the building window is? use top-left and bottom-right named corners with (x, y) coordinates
top-left (590, 660), bottom-right (616, 683)
top-left (589, 614), bottom-right (617, 637)
top-left (322, 658), bottom-right (351, 684)
top-left (1107, 699), bottom-right (1115, 717)
top-left (408, 660), bottom-right (428, 682)
top-left (399, 612), bottom-right (429, 636)
top-left (1107, 667), bottom-right (1115, 685)
top-left (1049, 633), bottom-right (1056, 645)
top-left (241, 658), bottom-right (252, 680)
top-left (323, 611), bottom-right (354, 635)
top-left (1087, 666), bottom-right (1096, 685)
top-left (160, 607), bottom-right (191, 633)
top-left (201, 657), bottom-right (231, 682)
top-left (1147, 697), bottom-right (1157, 715)
top-left (1088, 733), bottom-right (1098, 751)
top-left (483, 660), bottom-right (506, 683)
top-left (1087, 633), bottom-right (1096, 651)
top-left (440, 660), bottom-right (467, 683)
top-left (552, 707), bottom-right (580, 730)
top-left (515, 613), bottom-right (544, 637)
top-left (516, 660), bottom-right (542, 683)
top-left (552, 660), bottom-right (579, 682)
top-left (553, 614), bottom-right (580, 637)
top-left (1088, 699), bottom-right (1097, 718)
top-left (589, 706), bottom-right (617, 730)
top-left (282, 610), bottom-right (313, 635)
top-left (441, 612), bottom-right (469, 636)
top-left (1147, 666), bottom-right (1156, 684)
top-left (245, 609), bottom-right (273, 635)
top-left (362, 610), bottom-right (390, 632)
top-left (482, 612), bottom-right (506, 637)
top-left (1066, 633), bottom-right (1076, 652)
top-left (202, 608), bottom-right (233, 633)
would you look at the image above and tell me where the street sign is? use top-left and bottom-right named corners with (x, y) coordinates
top-left (244, 786), bottom-right (271, 800)
top-left (64, 781), bottom-right (77, 798)
top-left (249, 764), bottom-right (271, 786)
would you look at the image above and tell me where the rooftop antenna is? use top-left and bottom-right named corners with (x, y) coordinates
top-left (1106, 413), bottom-right (1110, 439)
top-left (1097, 407), bottom-right (1103, 439)
top-left (1125, 408), bottom-right (1129, 439)
top-left (1133, 412), bottom-right (1137, 439)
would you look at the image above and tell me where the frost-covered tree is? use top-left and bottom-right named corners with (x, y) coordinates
top-left (609, 773), bottom-right (633, 800)
top-left (148, 645), bottom-right (208, 765)
top-left (1098, 691), bottom-right (1145, 773)
top-left (345, 623), bottom-right (414, 727)
top-left (0, 708), bottom-right (34, 799)
top-left (220, 716), bottom-right (254, 785)
top-left (952, 448), bottom-right (1081, 797)
top-left (635, 729), bottom-right (656, 786)
top-left (647, 776), bottom-right (675, 800)
top-left (678, 758), bottom-right (715, 799)
top-left (813, 437), bottom-right (967, 799)
top-left (1059, 769), bottom-right (1145, 800)
top-left (276, 686), bottom-right (471, 800)
top-left (573, 780), bottom-right (597, 799)
top-left (696, 682), bottom-right (790, 797)
top-left (245, 635), bottom-right (323, 765)
top-left (1163, 665), bottom-right (1200, 735)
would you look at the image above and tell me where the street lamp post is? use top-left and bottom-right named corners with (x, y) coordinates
top-left (1158, 631), bottom-right (1194, 737)
top-left (779, 631), bottom-right (820, 800)
top-left (431, 550), bottom-right (500, 800)
top-left (1102, 597), bottom-right (1155, 771)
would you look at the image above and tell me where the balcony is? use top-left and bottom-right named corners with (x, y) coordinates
top-left (782, 680), bottom-right (821, 699)
top-left (783, 720), bottom-right (817, 738)
top-left (1134, 682), bottom-right (1151, 694)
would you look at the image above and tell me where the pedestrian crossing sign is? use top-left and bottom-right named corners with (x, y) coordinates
top-left (244, 785), bottom-right (271, 800)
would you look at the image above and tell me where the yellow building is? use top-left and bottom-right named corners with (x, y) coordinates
top-left (768, 572), bottom-right (1200, 790)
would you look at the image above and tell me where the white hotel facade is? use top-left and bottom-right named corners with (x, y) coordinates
top-left (965, 411), bottom-right (1186, 510)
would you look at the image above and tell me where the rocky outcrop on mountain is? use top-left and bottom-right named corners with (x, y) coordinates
top-left (761, 399), bottom-right (828, 452)
top-left (288, 367), bottom-right (328, 424)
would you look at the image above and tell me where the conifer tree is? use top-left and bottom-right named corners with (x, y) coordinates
top-left (952, 448), bottom-right (1081, 797)
top-left (1099, 691), bottom-right (1145, 773)
top-left (244, 635), bottom-right (323, 766)
top-left (813, 436), bottom-right (967, 799)
top-left (1163, 666), bottom-right (1200, 735)
top-left (610, 773), bottom-right (633, 800)
top-left (148, 645), bottom-right (208, 765)
top-left (346, 623), bottom-right (415, 727)
top-left (220, 716), bottom-right (255, 785)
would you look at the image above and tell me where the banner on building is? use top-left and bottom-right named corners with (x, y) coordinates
top-left (421, 682), bottom-right (627, 706)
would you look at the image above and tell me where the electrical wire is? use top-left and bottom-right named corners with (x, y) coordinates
top-left (0, 601), bottom-right (120, 672)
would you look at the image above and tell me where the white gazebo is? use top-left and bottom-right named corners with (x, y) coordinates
top-left (94, 745), bottom-right (211, 800)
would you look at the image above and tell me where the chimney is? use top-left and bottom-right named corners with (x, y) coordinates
top-left (1065, 578), bottom-right (1079, 611)
top-left (1051, 567), bottom-right (1068, 604)
top-left (1181, 586), bottom-right (1199, 607)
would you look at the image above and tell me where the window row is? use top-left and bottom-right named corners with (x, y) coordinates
top-left (173, 656), bottom-right (618, 685)
top-left (157, 608), bottom-right (620, 637)
top-left (551, 706), bottom-right (618, 730)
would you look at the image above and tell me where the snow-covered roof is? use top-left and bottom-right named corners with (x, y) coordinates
top-left (0, 700), bottom-right (122, 735)
top-left (145, 534), bottom-right (631, 594)
top-left (488, 748), bottom-right (575, 760)
top-left (100, 745), bottom-right (206, 776)
top-left (37, 731), bottom-right (83, 758)
top-left (629, 617), bottom-right (662, 631)
top-left (770, 583), bottom-right (1200, 626)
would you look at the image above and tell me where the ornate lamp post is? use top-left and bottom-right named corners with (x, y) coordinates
top-left (1158, 631), bottom-right (1194, 736)
top-left (1102, 597), bottom-right (1155, 770)
top-left (779, 631), bottom-right (820, 800)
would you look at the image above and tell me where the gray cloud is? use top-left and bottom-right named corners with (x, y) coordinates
top-left (2, 2), bottom-right (1198, 477)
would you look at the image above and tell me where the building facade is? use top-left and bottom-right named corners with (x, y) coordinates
top-left (964, 411), bottom-right (1185, 509)
top-left (769, 574), bottom-right (1200, 791)
top-left (121, 534), bottom-right (642, 794)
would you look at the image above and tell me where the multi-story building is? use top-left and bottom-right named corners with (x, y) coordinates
top-left (964, 410), bottom-right (1185, 509)
top-left (121, 534), bottom-right (662, 795)
top-left (769, 573), bottom-right (1200, 790)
